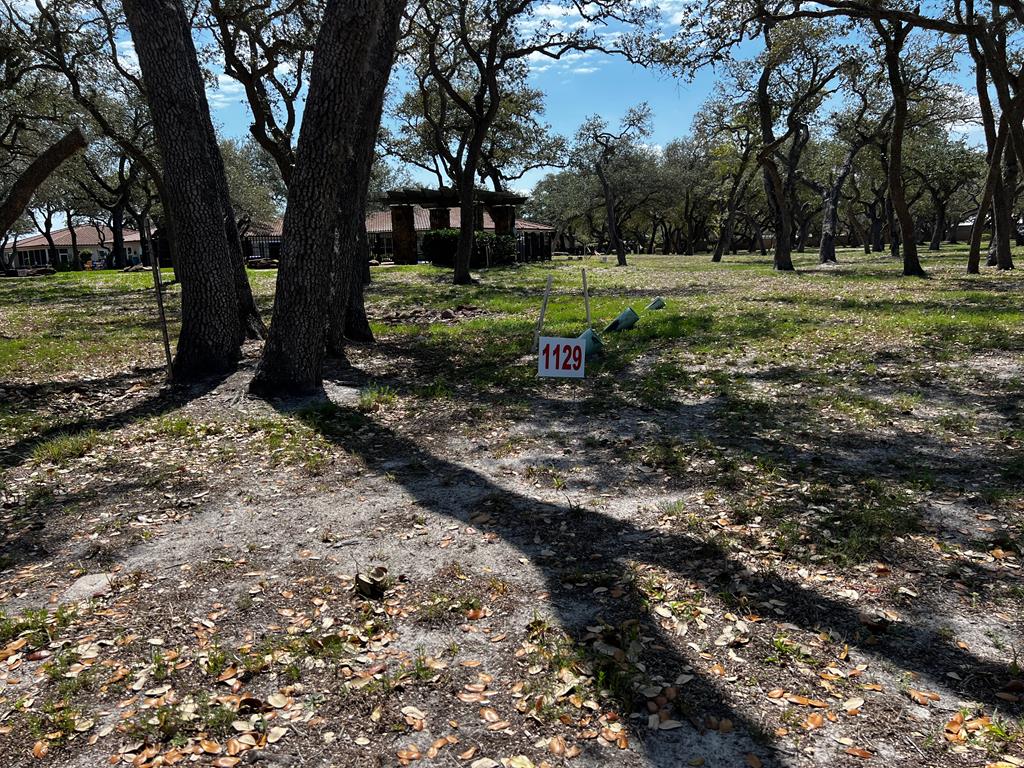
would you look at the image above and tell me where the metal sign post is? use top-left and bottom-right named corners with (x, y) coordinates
top-left (144, 216), bottom-right (173, 383)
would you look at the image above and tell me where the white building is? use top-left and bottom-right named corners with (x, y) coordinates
top-left (2, 225), bottom-right (143, 270)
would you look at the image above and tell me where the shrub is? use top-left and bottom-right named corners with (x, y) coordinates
top-left (422, 228), bottom-right (460, 267)
top-left (422, 229), bottom-right (519, 268)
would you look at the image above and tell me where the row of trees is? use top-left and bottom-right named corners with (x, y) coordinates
top-left (657, 1), bottom-right (1023, 275)
top-left (529, 99), bottom-right (985, 269)
top-left (1, 134), bottom-right (283, 271)
top-left (2, 0), bottom-right (645, 391)
top-left (2, 0), bottom-right (1021, 395)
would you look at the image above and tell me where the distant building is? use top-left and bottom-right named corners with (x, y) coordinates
top-left (243, 199), bottom-right (557, 264)
top-left (363, 205), bottom-right (555, 261)
top-left (3, 194), bottom-right (558, 272)
top-left (2, 226), bottom-right (143, 270)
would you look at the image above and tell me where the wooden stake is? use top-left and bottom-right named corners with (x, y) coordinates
top-left (144, 216), bottom-right (173, 383)
top-left (533, 273), bottom-right (553, 353)
top-left (582, 267), bottom-right (591, 328)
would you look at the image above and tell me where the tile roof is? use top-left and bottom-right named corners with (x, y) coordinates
top-left (255, 207), bottom-right (555, 237)
top-left (364, 206), bottom-right (554, 234)
top-left (11, 225), bottom-right (141, 250)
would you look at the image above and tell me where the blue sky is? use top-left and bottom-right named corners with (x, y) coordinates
top-left (136, 10), bottom-right (985, 201)
top-left (205, 26), bottom-right (723, 193)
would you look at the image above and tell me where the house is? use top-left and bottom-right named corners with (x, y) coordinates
top-left (363, 205), bottom-right (556, 262)
top-left (2, 190), bottom-right (558, 272)
top-left (2, 225), bottom-right (143, 271)
top-left (243, 188), bottom-right (557, 264)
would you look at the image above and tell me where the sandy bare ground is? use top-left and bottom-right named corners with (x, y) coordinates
top-left (1, 255), bottom-right (1022, 767)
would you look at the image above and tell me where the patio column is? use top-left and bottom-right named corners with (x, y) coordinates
top-left (490, 205), bottom-right (516, 235)
top-left (428, 207), bottom-right (451, 230)
top-left (391, 204), bottom-right (417, 264)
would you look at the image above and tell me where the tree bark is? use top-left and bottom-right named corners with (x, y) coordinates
top-left (0, 128), bottom-right (87, 236)
top-left (929, 201), bottom-right (946, 251)
top-left (819, 142), bottom-right (867, 263)
top-left (123, 0), bottom-right (244, 379)
top-left (996, 133), bottom-right (1017, 269)
top-left (596, 163), bottom-right (627, 266)
top-left (326, 0), bottom-right (401, 355)
top-left (66, 214), bottom-right (82, 270)
top-left (344, 258), bottom-right (375, 342)
top-left (251, 0), bottom-right (387, 395)
top-left (968, 122), bottom-right (1006, 273)
top-left (713, 209), bottom-right (738, 262)
top-left (111, 202), bottom-right (126, 269)
top-left (876, 20), bottom-right (925, 277)
top-left (755, 43), bottom-right (794, 271)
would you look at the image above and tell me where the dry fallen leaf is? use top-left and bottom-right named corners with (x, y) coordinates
top-left (908, 689), bottom-right (940, 706)
top-left (548, 735), bottom-right (566, 755)
top-left (842, 696), bottom-right (865, 713)
top-left (845, 747), bottom-right (873, 759)
top-left (803, 713), bottom-right (825, 730)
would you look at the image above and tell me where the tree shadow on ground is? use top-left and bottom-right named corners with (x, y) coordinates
top-left (281, 394), bottom-right (1023, 767)
top-left (0, 372), bottom-right (226, 469)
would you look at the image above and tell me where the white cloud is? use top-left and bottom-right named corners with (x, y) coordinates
top-left (206, 72), bottom-right (246, 109)
top-left (115, 36), bottom-right (140, 76)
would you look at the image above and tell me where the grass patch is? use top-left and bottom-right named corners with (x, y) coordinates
top-left (31, 430), bottom-right (98, 465)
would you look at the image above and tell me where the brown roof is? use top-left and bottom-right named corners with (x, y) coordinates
top-left (12, 225), bottom-right (141, 250)
top-left (254, 208), bottom-right (554, 238)
top-left (364, 206), bottom-right (554, 234)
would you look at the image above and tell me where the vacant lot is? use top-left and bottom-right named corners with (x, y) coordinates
top-left (0, 249), bottom-right (1022, 768)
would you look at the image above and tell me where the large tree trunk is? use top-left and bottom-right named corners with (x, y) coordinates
top-left (877, 21), bottom-right (925, 277)
top-left (755, 222), bottom-right (767, 256)
top-left (344, 257), bottom-right (375, 342)
top-left (795, 215), bottom-right (811, 254)
top-left (996, 134), bottom-right (1017, 269)
top-left (327, 0), bottom-right (402, 354)
top-left (0, 128), bottom-right (87, 236)
top-left (251, 0), bottom-right (387, 395)
top-left (868, 205), bottom-right (885, 252)
top-left (755, 44), bottom-right (793, 272)
top-left (713, 210), bottom-right (736, 262)
top-left (111, 202), bottom-right (126, 269)
top-left (763, 163), bottom-right (793, 270)
top-left (929, 201), bottom-right (946, 251)
top-left (712, 173), bottom-right (752, 263)
top-left (988, 169), bottom-right (1011, 267)
top-left (968, 125), bottom-right (1003, 274)
top-left (453, 168), bottom-right (477, 284)
top-left (596, 163), bottom-right (627, 266)
top-left (819, 190), bottom-right (840, 263)
top-left (123, 0), bottom-right (246, 379)
top-left (66, 215), bottom-right (82, 270)
top-left (819, 143), bottom-right (866, 263)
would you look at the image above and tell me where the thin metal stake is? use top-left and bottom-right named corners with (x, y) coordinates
top-left (582, 267), bottom-right (591, 328)
top-left (144, 217), bottom-right (173, 383)
top-left (532, 274), bottom-right (553, 353)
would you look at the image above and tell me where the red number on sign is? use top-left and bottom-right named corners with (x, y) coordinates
top-left (543, 343), bottom-right (550, 369)
top-left (572, 345), bottom-right (582, 370)
top-left (561, 344), bottom-right (573, 370)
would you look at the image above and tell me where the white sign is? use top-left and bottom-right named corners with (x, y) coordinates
top-left (538, 337), bottom-right (585, 378)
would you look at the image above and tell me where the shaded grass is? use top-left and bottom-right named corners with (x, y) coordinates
top-left (2, 246), bottom-right (1023, 568)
